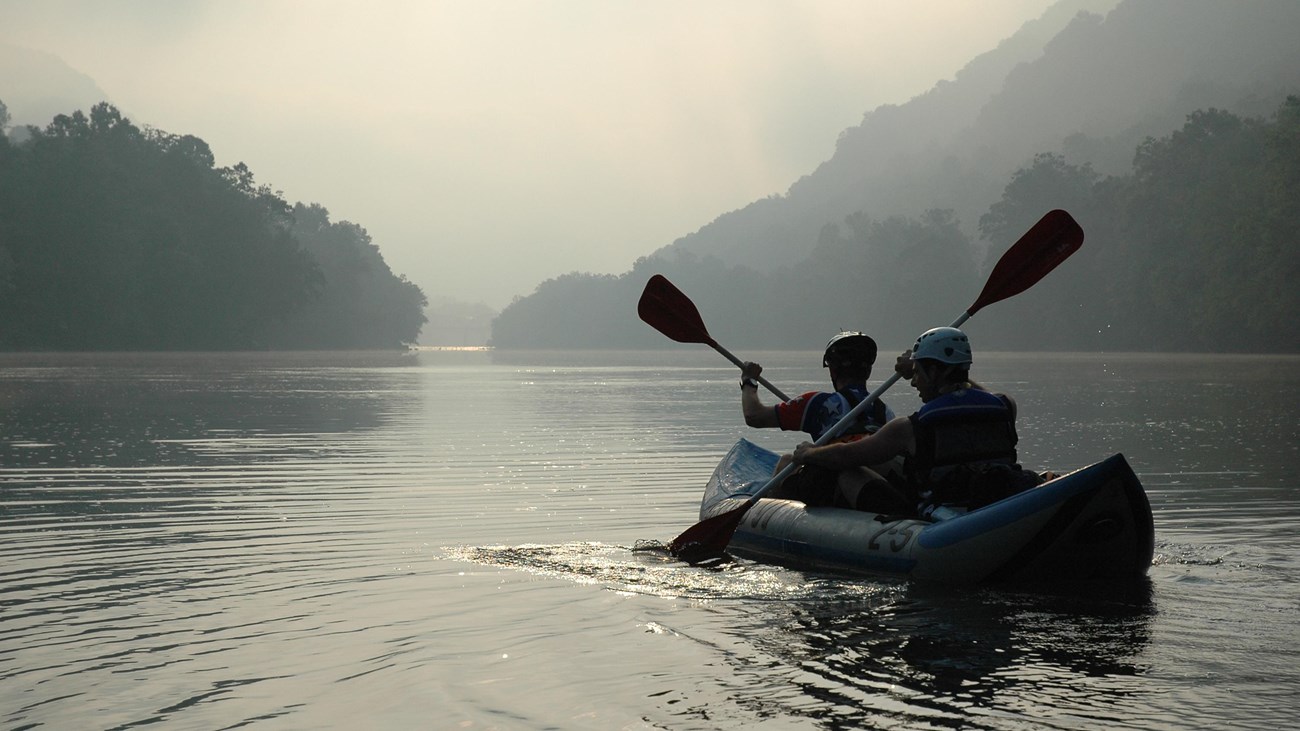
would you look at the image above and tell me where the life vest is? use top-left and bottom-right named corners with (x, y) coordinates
top-left (905, 388), bottom-right (1029, 510)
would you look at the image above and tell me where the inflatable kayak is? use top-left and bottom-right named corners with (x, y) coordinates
top-left (701, 439), bottom-right (1155, 585)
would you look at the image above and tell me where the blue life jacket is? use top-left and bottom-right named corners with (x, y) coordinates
top-left (905, 388), bottom-right (1025, 510)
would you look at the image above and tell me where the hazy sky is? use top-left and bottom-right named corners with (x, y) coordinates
top-left (2, 0), bottom-right (1065, 309)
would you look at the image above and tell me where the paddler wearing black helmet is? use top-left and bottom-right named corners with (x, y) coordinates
top-left (740, 331), bottom-right (893, 442)
top-left (739, 331), bottom-right (902, 510)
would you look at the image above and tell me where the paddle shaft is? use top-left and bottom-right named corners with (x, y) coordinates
top-left (710, 341), bottom-right (790, 402)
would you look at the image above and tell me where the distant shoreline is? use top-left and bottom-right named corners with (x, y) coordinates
top-left (410, 345), bottom-right (494, 352)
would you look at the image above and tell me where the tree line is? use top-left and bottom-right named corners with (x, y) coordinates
top-left (492, 97), bottom-right (1299, 353)
top-left (0, 101), bottom-right (425, 350)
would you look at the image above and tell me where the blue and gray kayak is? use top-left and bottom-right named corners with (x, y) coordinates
top-left (700, 439), bottom-right (1155, 585)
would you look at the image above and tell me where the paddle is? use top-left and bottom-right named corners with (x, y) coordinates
top-left (667, 208), bottom-right (1085, 562)
top-left (638, 274), bottom-right (791, 401)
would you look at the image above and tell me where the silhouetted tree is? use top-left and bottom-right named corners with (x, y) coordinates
top-left (263, 203), bottom-right (426, 348)
top-left (0, 101), bottom-right (424, 350)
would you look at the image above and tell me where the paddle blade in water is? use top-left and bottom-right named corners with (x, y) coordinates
top-left (969, 209), bottom-right (1084, 315)
top-left (668, 504), bottom-right (749, 563)
top-left (637, 275), bottom-right (716, 346)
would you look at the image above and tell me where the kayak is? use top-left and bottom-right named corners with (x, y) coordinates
top-left (700, 439), bottom-right (1155, 585)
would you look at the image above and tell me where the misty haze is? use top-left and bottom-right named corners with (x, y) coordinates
top-left (2, 2), bottom-right (1299, 730)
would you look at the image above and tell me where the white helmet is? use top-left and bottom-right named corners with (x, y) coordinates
top-left (911, 327), bottom-right (972, 365)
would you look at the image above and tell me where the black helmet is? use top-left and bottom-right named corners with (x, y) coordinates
top-left (823, 331), bottom-right (878, 370)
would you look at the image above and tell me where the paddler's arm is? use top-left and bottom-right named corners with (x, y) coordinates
top-left (740, 361), bottom-right (780, 428)
top-left (791, 416), bottom-right (914, 470)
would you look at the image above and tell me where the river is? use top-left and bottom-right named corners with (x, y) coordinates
top-left (2, 349), bottom-right (1297, 730)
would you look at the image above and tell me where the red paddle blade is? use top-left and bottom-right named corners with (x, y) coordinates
top-left (668, 503), bottom-right (750, 563)
top-left (638, 275), bottom-right (717, 346)
top-left (969, 209), bottom-right (1084, 315)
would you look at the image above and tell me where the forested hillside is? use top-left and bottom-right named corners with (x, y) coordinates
top-left (974, 100), bottom-right (1299, 352)
top-left (492, 97), bottom-right (1299, 353)
top-left (492, 0), bottom-right (1300, 353)
top-left (0, 101), bottom-right (425, 350)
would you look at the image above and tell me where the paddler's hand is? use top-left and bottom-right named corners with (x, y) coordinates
top-left (894, 351), bottom-right (915, 379)
top-left (792, 441), bottom-right (815, 466)
top-left (741, 361), bottom-right (763, 380)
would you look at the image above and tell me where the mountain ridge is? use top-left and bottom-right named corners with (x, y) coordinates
top-left (655, 0), bottom-right (1300, 271)
top-left (0, 42), bottom-right (108, 129)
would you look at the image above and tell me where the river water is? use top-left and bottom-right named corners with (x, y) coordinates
top-left (2, 349), bottom-right (1297, 730)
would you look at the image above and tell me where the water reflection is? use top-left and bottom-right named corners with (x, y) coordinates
top-left (0, 351), bottom-right (424, 539)
top-left (456, 540), bottom-right (1157, 729)
top-left (0, 351), bottom-right (420, 470)
top-left (730, 581), bottom-right (1156, 729)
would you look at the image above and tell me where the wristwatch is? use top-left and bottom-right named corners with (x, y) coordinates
top-left (740, 377), bottom-right (759, 390)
